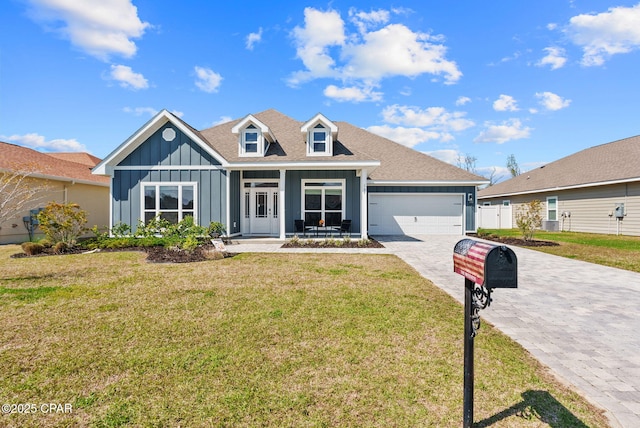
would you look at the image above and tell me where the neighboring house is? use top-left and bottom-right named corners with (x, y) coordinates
top-left (0, 142), bottom-right (110, 244)
top-left (93, 109), bottom-right (487, 239)
top-left (478, 135), bottom-right (640, 236)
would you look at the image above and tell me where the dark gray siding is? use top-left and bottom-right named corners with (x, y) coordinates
top-left (286, 170), bottom-right (361, 234)
top-left (112, 125), bottom-right (226, 232)
top-left (368, 185), bottom-right (477, 231)
top-left (229, 171), bottom-right (241, 234)
top-left (120, 123), bottom-right (221, 167)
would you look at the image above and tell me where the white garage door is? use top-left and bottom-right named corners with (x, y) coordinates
top-left (368, 193), bottom-right (464, 235)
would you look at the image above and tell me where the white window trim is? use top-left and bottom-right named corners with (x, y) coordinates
top-left (546, 196), bottom-right (558, 221)
top-left (307, 123), bottom-right (332, 156)
top-left (502, 200), bottom-right (511, 206)
top-left (301, 179), bottom-right (345, 225)
top-left (240, 126), bottom-right (265, 157)
top-left (140, 181), bottom-right (198, 224)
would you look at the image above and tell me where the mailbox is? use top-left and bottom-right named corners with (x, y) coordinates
top-left (453, 239), bottom-right (517, 289)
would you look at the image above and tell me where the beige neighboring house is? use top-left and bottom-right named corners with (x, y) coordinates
top-left (478, 135), bottom-right (640, 236)
top-left (0, 142), bottom-right (110, 244)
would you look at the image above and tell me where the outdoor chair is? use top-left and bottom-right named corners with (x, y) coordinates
top-left (294, 219), bottom-right (307, 237)
top-left (338, 219), bottom-right (352, 237)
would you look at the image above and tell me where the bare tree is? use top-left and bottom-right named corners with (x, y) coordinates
top-left (456, 153), bottom-right (477, 173)
top-left (0, 167), bottom-right (51, 229)
top-left (506, 154), bottom-right (521, 177)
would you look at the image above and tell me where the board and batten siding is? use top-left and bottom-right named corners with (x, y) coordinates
top-left (285, 170), bottom-right (361, 234)
top-left (481, 182), bottom-right (640, 236)
top-left (111, 124), bottom-right (227, 232)
top-left (368, 185), bottom-right (477, 232)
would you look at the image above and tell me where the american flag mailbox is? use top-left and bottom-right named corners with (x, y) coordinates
top-left (453, 239), bottom-right (517, 289)
top-left (454, 238), bottom-right (518, 428)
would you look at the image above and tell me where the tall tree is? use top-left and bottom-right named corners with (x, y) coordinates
top-left (456, 153), bottom-right (477, 174)
top-left (506, 154), bottom-right (521, 177)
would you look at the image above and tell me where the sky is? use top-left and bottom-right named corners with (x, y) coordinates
top-left (2, 0), bottom-right (640, 183)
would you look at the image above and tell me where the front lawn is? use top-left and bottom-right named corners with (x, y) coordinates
top-left (479, 229), bottom-right (640, 272)
top-left (0, 246), bottom-right (609, 427)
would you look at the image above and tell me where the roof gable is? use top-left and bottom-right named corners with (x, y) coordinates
top-left (93, 110), bottom-right (227, 175)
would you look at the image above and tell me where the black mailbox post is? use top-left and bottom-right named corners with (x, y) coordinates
top-left (453, 239), bottom-right (517, 428)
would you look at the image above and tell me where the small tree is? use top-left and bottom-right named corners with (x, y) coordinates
top-left (515, 200), bottom-right (543, 241)
top-left (37, 202), bottom-right (88, 247)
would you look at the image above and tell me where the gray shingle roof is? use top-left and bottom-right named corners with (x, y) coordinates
top-left (479, 135), bottom-right (640, 198)
top-left (198, 109), bottom-right (485, 183)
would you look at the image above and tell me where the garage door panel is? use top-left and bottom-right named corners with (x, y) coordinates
top-left (369, 194), bottom-right (463, 235)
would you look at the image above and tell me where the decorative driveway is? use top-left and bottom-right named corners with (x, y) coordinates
top-left (379, 234), bottom-right (640, 428)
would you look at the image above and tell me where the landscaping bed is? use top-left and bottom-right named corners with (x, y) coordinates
top-left (469, 233), bottom-right (560, 247)
top-left (282, 237), bottom-right (384, 249)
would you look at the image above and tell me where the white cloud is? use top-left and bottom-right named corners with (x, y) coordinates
top-left (26, 0), bottom-right (149, 61)
top-left (109, 64), bottom-right (148, 90)
top-left (289, 7), bottom-right (461, 93)
top-left (123, 106), bottom-right (157, 116)
top-left (349, 8), bottom-right (390, 33)
top-left (366, 125), bottom-right (440, 148)
top-left (566, 4), bottom-right (640, 66)
top-left (211, 116), bottom-right (233, 126)
top-left (381, 104), bottom-right (475, 132)
top-left (537, 46), bottom-right (567, 70)
top-left (246, 27), bottom-right (263, 50)
top-left (474, 119), bottom-right (532, 144)
top-left (493, 94), bottom-right (519, 112)
top-left (536, 91), bottom-right (571, 110)
top-left (425, 149), bottom-right (460, 165)
top-left (194, 66), bottom-right (223, 93)
top-left (455, 96), bottom-right (471, 106)
top-left (324, 84), bottom-right (382, 102)
top-left (1, 133), bottom-right (86, 152)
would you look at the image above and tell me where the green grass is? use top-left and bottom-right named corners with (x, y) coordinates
top-left (0, 246), bottom-right (610, 427)
top-left (479, 229), bottom-right (640, 272)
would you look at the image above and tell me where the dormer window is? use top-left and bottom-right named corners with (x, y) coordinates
top-left (302, 113), bottom-right (338, 157)
top-left (312, 124), bottom-right (327, 153)
top-left (232, 114), bottom-right (275, 157)
top-left (243, 125), bottom-right (259, 154)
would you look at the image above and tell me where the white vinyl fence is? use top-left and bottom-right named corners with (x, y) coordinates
top-left (477, 205), bottom-right (513, 229)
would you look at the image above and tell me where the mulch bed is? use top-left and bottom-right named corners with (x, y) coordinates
top-left (469, 234), bottom-right (560, 247)
top-left (281, 238), bottom-right (384, 249)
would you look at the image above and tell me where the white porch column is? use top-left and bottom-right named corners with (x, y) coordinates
top-left (360, 169), bottom-right (368, 239)
top-left (279, 169), bottom-right (286, 240)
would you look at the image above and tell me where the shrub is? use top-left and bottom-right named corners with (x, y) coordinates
top-left (53, 242), bottom-right (67, 254)
top-left (111, 222), bottom-right (132, 238)
top-left (21, 242), bottom-right (44, 255)
top-left (207, 221), bottom-right (226, 237)
top-left (516, 200), bottom-right (543, 241)
top-left (37, 202), bottom-right (88, 247)
top-left (181, 235), bottom-right (200, 252)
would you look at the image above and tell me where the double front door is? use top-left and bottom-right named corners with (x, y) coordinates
top-left (245, 183), bottom-right (279, 235)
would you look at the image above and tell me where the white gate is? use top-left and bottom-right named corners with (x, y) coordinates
top-left (477, 205), bottom-right (512, 229)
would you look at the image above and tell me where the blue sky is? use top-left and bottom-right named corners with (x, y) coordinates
top-left (2, 0), bottom-right (640, 182)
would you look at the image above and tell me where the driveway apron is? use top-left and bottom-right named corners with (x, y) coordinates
top-left (379, 234), bottom-right (640, 428)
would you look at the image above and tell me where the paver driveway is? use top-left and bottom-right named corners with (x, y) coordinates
top-left (379, 234), bottom-right (640, 428)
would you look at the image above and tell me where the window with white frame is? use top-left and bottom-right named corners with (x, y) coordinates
top-left (307, 123), bottom-right (331, 155)
top-left (502, 200), bottom-right (511, 206)
top-left (142, 183), bottom-right (196, 224)
top-left (302, 180), bottom-right (344, 227)
top-left (546, 196), bottom-right (558, 221)
top-left (242, 124), bottom-right (260, 155)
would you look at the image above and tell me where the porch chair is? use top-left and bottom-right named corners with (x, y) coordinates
top-left (294, 219), bottom-right (307, 237)
top-left (338, 219), bottom-right (352, 237)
